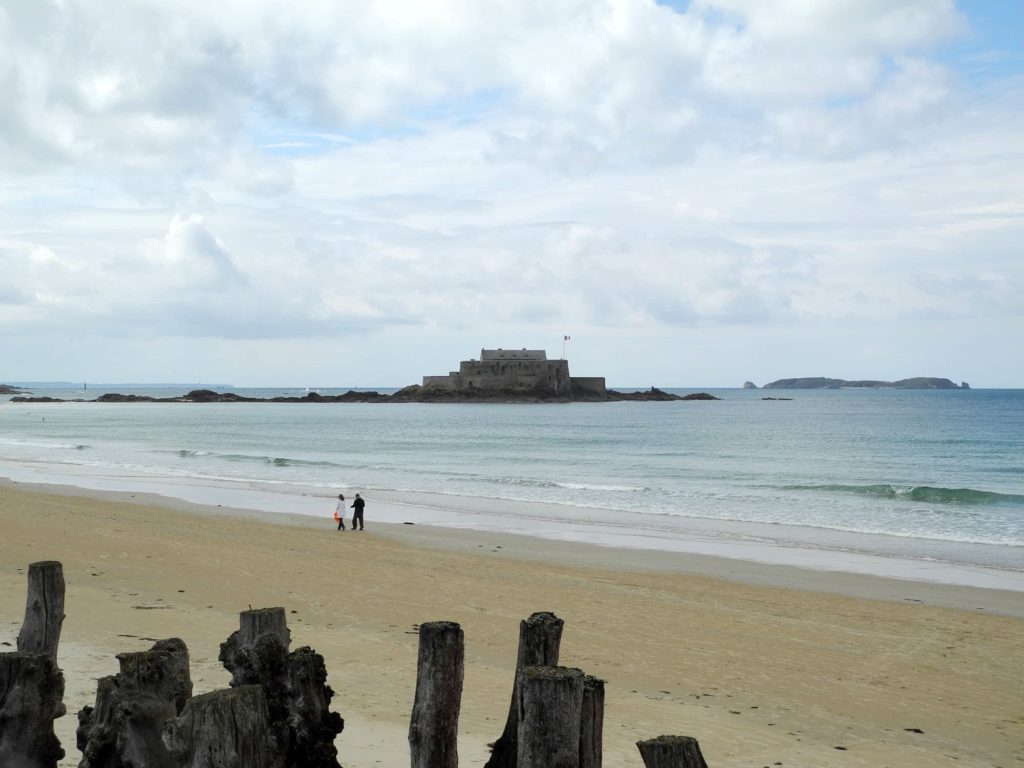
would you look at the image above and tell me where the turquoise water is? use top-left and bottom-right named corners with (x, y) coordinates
top-left (1, 387), bottom-right (1022, 571)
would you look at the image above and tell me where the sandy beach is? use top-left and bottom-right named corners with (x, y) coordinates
top-left (1, 481), bottom-right (1021, 767)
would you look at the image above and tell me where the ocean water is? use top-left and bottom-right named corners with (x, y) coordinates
top-left (1, 387), bottom-right (1022, 578)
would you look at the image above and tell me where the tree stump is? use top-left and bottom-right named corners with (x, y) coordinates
top-left (163, 685), bottom-right (278, 768)
top-left (0, 651), bottom-right (67, 768)
top-left (77, 638), bottom-right (193, 768)
top-left (636, 735), bottom-right (710, 768)
top-left (17, 561), bottom-right (65, 658)
top-left (485, 611), bottom-right (564, 768)
top-left (409, 621), bottom-right (464, 768)
top-left (579, 675), bottom-right (605, 768)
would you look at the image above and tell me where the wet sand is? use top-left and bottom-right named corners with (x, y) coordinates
top-left (1, 481), bottom-right (1021, 767)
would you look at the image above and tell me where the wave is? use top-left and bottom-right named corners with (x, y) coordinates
top-left (488, 476), bottom-right (645, 492)
top-left (781, 483), bottom-right (1024, 506)
top-left (0, 437), bottom-right (89, 451)
top-left (185, 452), bottom-right (343, 469)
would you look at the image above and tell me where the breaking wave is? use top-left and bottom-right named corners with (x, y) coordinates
top-left (781, 484), bottom-right (1024, 506)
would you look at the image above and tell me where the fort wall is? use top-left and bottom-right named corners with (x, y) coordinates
top-left (422, 349), bottom-right (607, 399)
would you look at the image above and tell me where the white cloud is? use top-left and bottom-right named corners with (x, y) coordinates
top-left (0, 0), bottom-right (1020, 384)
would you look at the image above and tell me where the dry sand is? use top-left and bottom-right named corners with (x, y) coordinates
top-left (1, 481), bottom-right (1021, 767)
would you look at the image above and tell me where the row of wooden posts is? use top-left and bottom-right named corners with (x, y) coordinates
top-left (0, 561), bottom-right (710, 767)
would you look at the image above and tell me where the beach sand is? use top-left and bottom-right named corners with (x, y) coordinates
top-left (1, 481), bottom-right (1021, 767)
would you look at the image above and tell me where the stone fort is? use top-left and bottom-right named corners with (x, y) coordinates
top-left (422, 349), bottom-right (607, 398)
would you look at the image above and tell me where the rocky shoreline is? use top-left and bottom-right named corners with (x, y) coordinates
top-left (10, 386), bottom-right (719, 404)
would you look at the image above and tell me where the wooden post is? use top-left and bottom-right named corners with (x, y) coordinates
top-left (517, 665), bottom-right (584, 768)
top-left (579, 675), bottom-right (605, 768)
top-left (237, 607), bottom-right (291, 650)
top-left (0, 652), bottom-right (67, 768)
top-left (220, 608), bottom-right (342, 767)
top-left (485, 612), bottom-right (564, 768)
top-left (409, 621), bottom-right (464, 768)
top-left (163, 685), bottom-right (278, 768)
top-left (636, 735), bottom-right (710, 768)
top-left (219, 608), bottom-right (291, 723)
top-left (76, 638), bottom-right (192, 768)
top-left (17, 561), bottom-right (65, 658)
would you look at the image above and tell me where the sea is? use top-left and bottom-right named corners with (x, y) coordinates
top-left (1, 386), bottom-right (1022, 588)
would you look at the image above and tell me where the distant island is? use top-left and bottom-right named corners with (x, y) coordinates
top-left (8, 348), bottom-right (721, 404)
top-left (0, 385), bottom-right (28, 395)
top-left (761, 377), bottom-right (969, 390)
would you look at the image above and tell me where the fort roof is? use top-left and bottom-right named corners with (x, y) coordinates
top-left (479, 348), bottom-right (547, 361)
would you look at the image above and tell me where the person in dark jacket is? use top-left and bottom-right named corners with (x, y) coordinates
top-left (350, 493), bottom-right (365, 531)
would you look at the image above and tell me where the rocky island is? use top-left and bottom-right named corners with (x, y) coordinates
top-left (762, 377), bottom-right (969, 389)
top-left (9, 349), bottom-right (719, 404)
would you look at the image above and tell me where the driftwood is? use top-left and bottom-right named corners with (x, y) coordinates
top-left (76, 638), bottom-right (192, 768)
top-left (485, 611), bottom-right (564, 768)
top-left (163, 685), bottom-right (276, 768)
top-left (579, 675), bottom-right (605, 768)
top-left (409, 621), bottom-right (464, 768)
top-left (17, 561), bottom-right (65, 658)
top-left (0, 561), bottom-right (67, 768)
top-left (517, 665), bottom-right (585, 768)
top-left (0, 652), bottom-right (67, 768)
top-left (219, 607), bottom-right (342, 767)
top-left (636, 735), bottom-right (710, 768)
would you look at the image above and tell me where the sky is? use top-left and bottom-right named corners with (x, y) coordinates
top-left (1, 0), bottom-right (1021, 388)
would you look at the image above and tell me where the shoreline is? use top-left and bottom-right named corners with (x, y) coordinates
top-left (0, 459), bottom-right (1022, 596)
top-left (1, 481), bottom-right (1021, 768)
top-left (3, 474), bottom-right (1022, 618)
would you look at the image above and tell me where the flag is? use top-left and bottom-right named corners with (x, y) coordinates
top-left (564, 335), bottom-right (571, 341)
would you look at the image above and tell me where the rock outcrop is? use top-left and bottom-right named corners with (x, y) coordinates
top-left (13, 387), bottom-right (719, 404)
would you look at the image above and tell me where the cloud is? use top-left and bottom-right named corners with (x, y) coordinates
top-left (0, 0), bottom-right (1020, 383)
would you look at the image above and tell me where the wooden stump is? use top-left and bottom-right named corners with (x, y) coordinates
top-left (636, 735), bottom-right (710, 768)
top-left (163, 685), bottom-right (278, 768)
top-left (579, 675), bottom-right (605, 768)
top-left (17, 561), bottom-right (65, 658)
top-left (409, 621), bottom-right (464, 768)
top-left (0, 652), bottom-right (67, 768)
top-left (77, 638), bottom-right (192, 768)
top-left (220, 608), bottom-right (342, 767)
top-left (485, 612), bottom-right (564, 768)
top-left (516, 665), bottom-right (584, 768)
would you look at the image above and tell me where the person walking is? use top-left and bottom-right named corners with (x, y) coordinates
top-left (350, 493), bottom-right (365, 531)
top-left (333, 494), bottom-right (346, 531)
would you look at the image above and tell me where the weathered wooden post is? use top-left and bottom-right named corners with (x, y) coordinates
top-left (76, 637), bottom-right (193, 768)
top-left (636, 735), bottom-right (710, 768)
top-left (485, 611), bottom-right (564, 768)
top-left (17, 561), bottom-right (65, 658)
top-left (0, 561), bottom-right (67, 768)
top-left (220, 607), bottom-right (291, 724)
top-left (579, 675), bottom-right (605, 768)
top-left (219, 607), bottom-right (342, 767)
top-left (517, 665), bottom-right (585, 768)
top-left (0, 653), bottom-right (67, 768)
top-left (163, 685), bottom-right (277, 768)
top-left (409, 621), bottom-right (464, 768)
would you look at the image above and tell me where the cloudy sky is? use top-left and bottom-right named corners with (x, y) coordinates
top-left (1, 0), bottom-right (1021, 387)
